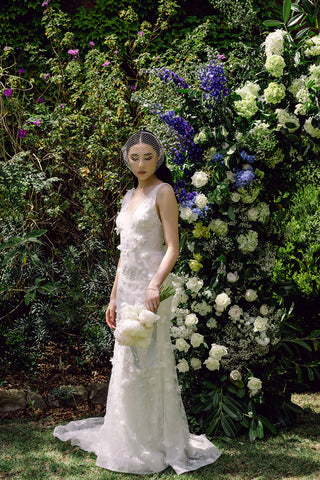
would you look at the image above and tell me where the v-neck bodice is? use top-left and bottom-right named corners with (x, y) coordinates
top-left (115, 183), bottom-right (166, 254)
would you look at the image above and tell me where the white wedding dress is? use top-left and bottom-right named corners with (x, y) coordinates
top-left (53, 183), bottom-right (221, 474)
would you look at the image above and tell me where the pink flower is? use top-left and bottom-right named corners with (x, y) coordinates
top-left (60, 104), bottom-right (65, 109)
top-left (138, 31), bottom-right (144, 36)
top-left (68, 49), bottom-right (79, 56)
top-left (89, 41), bottom-right (95, 47)
top-left (102, 61), bottom-right (111, 67)
top-left (3, 88), bottom-right (13, 97)
top-left (217, 53), bottom-right (226, 60)
top-left (45, 73), bottom-right (50, 80)
top-left (32, 119), bottom-right (41, 126)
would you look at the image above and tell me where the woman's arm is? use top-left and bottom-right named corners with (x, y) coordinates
top-left (145, 184), bottom-right (179, 312)
top-left (106, 256), bottom-right (121, 329)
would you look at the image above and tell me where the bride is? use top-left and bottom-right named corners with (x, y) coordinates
top-left (53, 130), bottom-right (221, 475)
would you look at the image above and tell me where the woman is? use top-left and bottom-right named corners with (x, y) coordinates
top-left (53, 130), bottom-right (221, 475)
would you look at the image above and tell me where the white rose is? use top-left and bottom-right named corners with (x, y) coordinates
top-left (228, 305), bottom-right (243, 321)
top-left (191, 171), bottom-right (209, 188)
top-left (259, 304), bottom-right (269, 316)
top-left (206, 318), bottom-right (217, 329)
top-left (190, 358), bottom-right (202, 370)
top-left (179, 206), bottom-right (193, 221)
top-left (190, 332), bottom-right (204, 348)
top-left (230, 370), bottom-right (242, 382)
top-left (253, 316), bottom-right (268, 333)
top-left (256, 335), bottom-right (270, 346)
top-left (231, 192), bottom-right (241, 202)
top-left (204, 357), bottom-right (220, 371)
top-left (177, 359), bottom-right (189, 373)
top-left (245, 289), bottom-right (258, 302)
top-left (139, 309), bottom-right (160, 329)
top-left (247, 377), bottom-right (262, 396)
top-left (215, 292), bottom-right (231, 311)
top-left (227, 272), bottom-right (239, 283)
top-left (195, 193), bottom-right (208, 209)
top-left (247, 207), bottom-right (259, 222)
top-left (209, 343), bottom-right (228, 361)
top-left (175, 338), bottom-right (190, 352)
top-left (186, 277), bottom-right (203, 293)
top-left (185, 313), bottom-right (199, 327)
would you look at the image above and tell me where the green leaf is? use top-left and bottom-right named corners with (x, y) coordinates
top-left (227, 206), bottom-right (235, 220)
top-left (207, 417), bottom-right (219, 436)
top-left (290, 339), bottom-right (312, 351)
top-left (203, 380), bottom-right (218, 390)
top-left (287, 13), bottom-right (305, 27)
top-left (222, 404), bottom-right (242, 421)
top-left (257, 419), bottom-right (264, 439)
top-left (29, 229), bottom-right (47, 238)
top-left (295, 26), bottom-right (311, 38)
top-left (301, 0), bottom-right (314, 14)
top-left (283, 0), bottom-right (292, 23)
top-left (249, 419), bottom-right (257, 441)
top-left (262, 20), bottom-right (283, 27)
top-left (259, 414), bottom-right (277, 434)
top-left (221, 415), bottom-right (237, 438)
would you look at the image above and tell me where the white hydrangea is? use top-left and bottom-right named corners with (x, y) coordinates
top-left (228, 305), bottom-right (243, 321)
top-left (195, 193), bottom-right (208, 209)
top-left (247, 207), bottom-right (259, 222)
top-left (186, 277), bottom-right (203, 294)
top-left (304, 34), bottom-right (320, 56)
top-left (190, 358), bottom-right (202, 370)
top-left (309, 64), bottom-right (320, 88)
top-left (177, 359), bottom-right (189, 373)
top-left (294, 103), bottom-right (307, 116)
top-left (191, 171), bottom-right (209, 188)
top-left (275, 108), bottom-right (300, 132)
top-left (235, 82), bottom-right (260, 99)
top-left (253, 316), bottom-right (268, 332)
top-left (237, 230), bottom-right (259, 254)
top-left (193, 301), bottom-right (213, 316)
top-left (249, 120), bottom-right (270, 137)
top-left (264, 82), bottom-right (286, 104)
top-left (215, 292), bottom-right (231, 312)
top-left (258, 202), bottom-right (270, 223)
top-left (234, 95), bottom-right (259, 118)
top-left (265, 147), bottom-right (284, 169)
top-left (247, 377), bottom-right (262, 397)
top-left (304, 118), bottom-right (320, 138)
top-left (265, 54), bottom-right (286, 77)
top-left (265, 29), bottom-right (285, 57)
top-left (190, 332), bottom-right (204, 348)
top-left (170, 325), bottom-right (190, 339)
top-left (210, 219), bottom-right (229, 237)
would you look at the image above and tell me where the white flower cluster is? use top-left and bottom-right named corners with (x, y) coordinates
top-left (214, 292), bottom-right (231, 315)
top-left (265, 29), bottom-right (285, 57)
top-left (234, 82), bottom-right (260, 118)
top-left (186, 276), bottom-right (204, 294)
top-left (247, 376), bottom-right (262, 397)
top-left (275, 108), bottom-right (300, 133)
top-left (204, 343), bottom-right (228, 371)
top-left (247, 202), bottom-right (270, 224)
top-left (304, 34), bottom-right (320, 56)
top-left (191, 171), bottom-right (209, 188)
top-left (304, 117), bottom-right (320, 139)
top-left (114, 303), bottom-right (160, 348)
top-left (209, 219), bottom-right (229, 237)
top-left (265, 54), bottom-right (286, 77)
top-left (192, 301), bottom-right (213, 316)
top-left (264, 82), bottom-right (286, 104)
top-left (236, 230), bottom-right (259, 254)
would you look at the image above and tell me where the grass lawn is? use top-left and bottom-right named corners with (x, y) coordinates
top-left (0, 392), bottom-right (319, 480)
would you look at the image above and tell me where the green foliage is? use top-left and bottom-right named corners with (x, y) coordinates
top-left (51, 385), bottom-right (76, 405)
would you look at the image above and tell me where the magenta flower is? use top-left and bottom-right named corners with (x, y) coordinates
top-left (45, 73), bottom-right (50, 80)
top-left (89, 41), bottom-right (95, 47)
top-left (18, 68), bottom-right (25, 74)
top-left (138, 31), bottom-right (144, 36)
top-left (102, 61), bottom-right (111, 67)
top-left (18, 129), bottom-right (28, 138)
top-left (114, 50), bottom-right (118, 54)
top-left (3, 46), bottom-right (9, 51)
top-left (68, 49), bottom-right (79, 57)
top-left (38, 97), bottom-right (44, 103)
top-left (32, 119), bottom-right (41, 126)
top-left (42, 0), bottom-right (51, 7)
top-left (3, 88), bottom-right (13, 97)
top-left (131, 85), bottom-right (136, 91)
top-left (217, 53), bottom-right (226, 60)
top-left (60, 104), bottom-right (65, 109)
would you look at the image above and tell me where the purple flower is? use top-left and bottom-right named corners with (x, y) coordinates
top-left (3, 46), bottom-right (8, 51)
top-left (18, 68), bottom-right (25, 74)
top-left (18, 129), bottom-right (28, 138)
top-left (68, 49), bottom-right (79, 57)
top-left (32, 119), bottom-right (41, 126)
top-left (199, 58), bottom-right (230, 102)
top-left (38, 97), bottom-right (44, 103)
top-left (240, 150), bottom-right (255, 164)
top-left (60, 104), bottom-right (65, 109)
top-left (234, 169), bottom-right (255, 188)
top-left (45, 73), bottom-right (50, 80)
top-left (102, 61), bottom-right (110, 67)
top-left (156, 67), bottom-right (189, 89)
top-left (114, 50), bottom-right (118, 54)
top-left (131, 85), bottom-right (136, 91)
top-left (138, 31), bottom-right (144, 36)
top-left (3, 88), bottom-right (13, 97)
top-left (89, 41), bottom-right (95, 47)
top-left (42, 0), bottom-right (51, 7)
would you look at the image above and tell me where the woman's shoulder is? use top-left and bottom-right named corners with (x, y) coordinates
top-left (156, 182), bottom-right (177, 205)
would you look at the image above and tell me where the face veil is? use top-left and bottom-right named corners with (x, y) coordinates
top-left (122, 131), bottom-right (165, 171)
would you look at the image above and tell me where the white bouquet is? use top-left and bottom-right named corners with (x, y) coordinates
top-left (114, 283), bottom-right (175, 348)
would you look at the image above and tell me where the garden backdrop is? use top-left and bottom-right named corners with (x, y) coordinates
top-left (0, 0), bottom-right (320, 443)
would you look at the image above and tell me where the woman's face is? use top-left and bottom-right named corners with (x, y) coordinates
top-left (128, 142), bottom-right (159, 182)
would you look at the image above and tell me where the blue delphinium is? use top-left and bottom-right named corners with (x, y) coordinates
top-left (240, 150), bottom-right (255, 164)
top-left (155, 67), bottom-right (190, 89)
top-left (199, 58), bottom-right (230, 102)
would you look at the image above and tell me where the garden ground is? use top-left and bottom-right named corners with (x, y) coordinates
top-left (0, 392), bottom-right (319, 480)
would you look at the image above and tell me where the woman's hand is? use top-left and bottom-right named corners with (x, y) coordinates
top-left (145, 287), bottom-right (160, 313)
top-left (106, 299), bottom-right (117, 329)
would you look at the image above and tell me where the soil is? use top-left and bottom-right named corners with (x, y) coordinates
top-left (0, 342), bottom-right (112, 423)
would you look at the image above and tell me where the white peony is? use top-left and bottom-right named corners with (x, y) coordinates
top-left (185, 313), bottom-right (199, 327)
top-left (253, 316), bottom-right (268, 333)
top-left (247, 377), bottom-right (262, 397)
top-left (230, 370), bottom-right (242, 382)
top-left (175, 338), bottom-right (190, 352)
top-left (215, 292), bottom-right (231, 312)
top-left (228, 305), bottom-right (243, 321)
top-left (191, 171), bottom-right (209, 188)
top-left (209, 343), bottom-right (228, 361)
top-left (245, 289), bottom-right (258, 302)
top-left (139, 309), bottom-right (160, 329)
top-left (195, 193), bottom-right (208, 209)
top-left (204, 357), bottom-right (220, 371)
top-left (177, 359), bottom-right (189, 373)
top-left (190, 332), bottom-right (204, 348)
top-left (190, 358), bottom-right (202, 370)
top-left (227, 272), bottom-right (239, 283)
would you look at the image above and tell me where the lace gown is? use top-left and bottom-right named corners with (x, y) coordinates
top-left (53, 183), bottom-right (221, 475)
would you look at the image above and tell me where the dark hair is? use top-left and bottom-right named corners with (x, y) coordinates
top-left (127, 130), bottom-right (175, 188)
